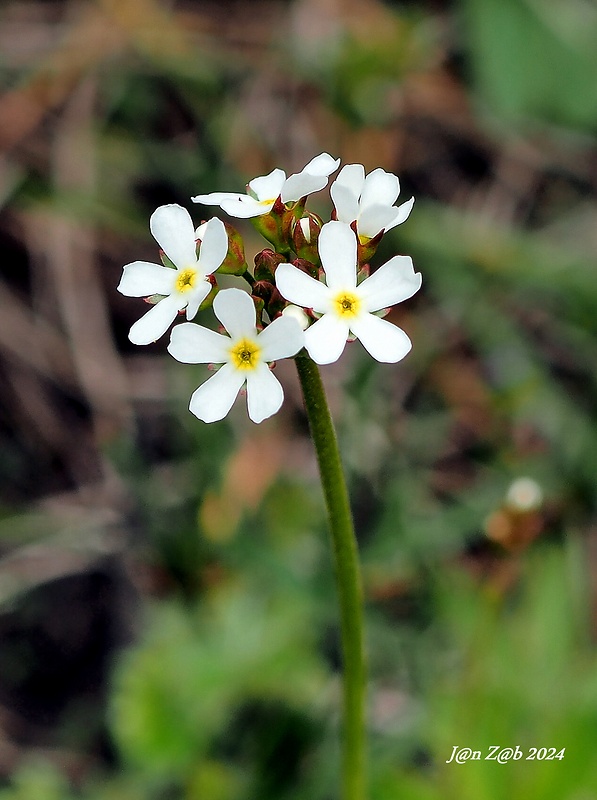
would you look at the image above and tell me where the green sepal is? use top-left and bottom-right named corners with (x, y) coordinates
top-left (159, 251), bottom-right (177, 269)
top-left (198, 277), bottom-right (218, 312)
top-left (356, 227), bottom-right (384, 267)
top-left (215, 222), bottom-right (248, 276)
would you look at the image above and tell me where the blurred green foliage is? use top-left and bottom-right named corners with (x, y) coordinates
top-left (461, 0), bottom-right (597, 129)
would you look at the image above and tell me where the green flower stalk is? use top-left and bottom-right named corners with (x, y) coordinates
top-left (295, 354), bottom-right (367, 800)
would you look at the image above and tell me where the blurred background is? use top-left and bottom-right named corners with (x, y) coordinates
top-left (1, 0), bottom-right (597, 797)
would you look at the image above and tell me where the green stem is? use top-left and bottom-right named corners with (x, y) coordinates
top-left (241, 268), bottom-right (255, 287)
top-left (294, 354), bottom-right (367, 800)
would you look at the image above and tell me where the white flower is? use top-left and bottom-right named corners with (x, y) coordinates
top-left (167, 288), bottom-right (304, 423)
top-left (191, 153), bottom-right (340, 219)
top-left (331, 164), bottom-right (414, 240)
top-left (275, 220), bottom-right (421, 365)
top-left (118, 205), bottom-right (228, 345)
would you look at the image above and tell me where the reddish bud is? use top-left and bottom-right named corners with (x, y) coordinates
top-left (251, 294), bottom-right (265, 329)
top-left (251, 279), bottom-right (275, 307)
top-left (254, 249), bottom-right (285, 283)
top-left (292, 212), bottom-right (323, 263)
top-left (292, 257), bottom-right (319, 280)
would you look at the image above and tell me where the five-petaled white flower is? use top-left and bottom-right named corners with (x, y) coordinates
top-left (191, 153), bottom-right (340, 219)
top-left (275, 220), bottom-right (421, 365)
top-left (167, 288), bottom-right (304, 423)
top-left (118, 204), bottom-right (228, 345)
top-left (331, 164), bottom-right (414, 240)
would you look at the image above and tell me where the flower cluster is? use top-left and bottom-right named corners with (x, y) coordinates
top-left (118, 155), bottom-right (421, 423)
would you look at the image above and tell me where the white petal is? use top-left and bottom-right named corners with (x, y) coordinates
top-left (356, 204), bottom-right (399, 239)
top-left (185, 281), bottom-right (212, 320)
top-left (149, 205), bottom-right (197, 269)
top-left (281, 172), bottom-right (329, 203)
top-left (117, 261), bottom-right (175, 297)
top-left (248, 169), bottom-right (286, 201)
top-left (197, 217), bottom-right (228, 275)
top-left (246, 363), bottom-right (284, 423)
top-left (275, 263), bottom-right (331, 313)
top-left (167, 321), bottom-right (229, 364)
top-left (212, 288), bottom-right (256, 338)
top-left (128, 294), bottom-right (183, 345)
top-left (318, 221), bottom-right (357, 290)
top-left (257, 316), bottom-right (304, 362)
top-left (350, 314), bottom-right (412, 363)
top-left (219, 196), bottom-right (272, 218)
top-left (330, 181), bottom-right (360, 224)
top-left (358, 255), bottom-right (422, 312)
top-left (280, 152), bottom-right (339, 204)
top-left (384, 197), bottom-right (415, 231)
top-left (304, 314), bottom-right (350, 364)
top-left (191, 191), bottom-right (243, 205)
top-left (360, 168), bottom-right (400, 209)
top-left (302, 152), bottom-right (340, 176)
top-left (334, 163), bottom-right (365, 197)
top-left (189, 364), bottom-right (246, 423)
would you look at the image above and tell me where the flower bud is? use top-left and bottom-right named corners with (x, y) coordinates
top-left (251, 293), bottom-right (265, 329)
top-left (265, 286), bottom-right (288, 321)
top-left (282, 304), bottom-right (310, 330)
top-left (251, 279), bottom-right (275, 307)
top-left (254, 249), bottom-right (286, 283)
top-left (291, 257), bottom-right (319, 280)
top-left (292, 212), bottom-right (323, 262)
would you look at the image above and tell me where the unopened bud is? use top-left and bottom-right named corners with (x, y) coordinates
top-left (251, 279), bottom-right (275, 307)
top-left (292, 257), bottom-right (319, 280)
top-left (254, 249), bottom-right (286, 283)
top-left (293, 212), bottom-right (323, 262)
top-left (282, 304), bottom-right (310, 330)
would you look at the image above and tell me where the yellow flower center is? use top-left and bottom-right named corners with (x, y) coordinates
top-left (175, 268), bottom-right (197, 293)
top-left (333, 291), bottom-right (361, 319)
top-left (229, 338), bottom-right (262, 371)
